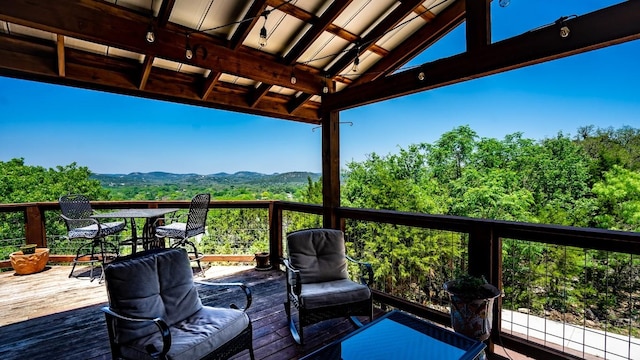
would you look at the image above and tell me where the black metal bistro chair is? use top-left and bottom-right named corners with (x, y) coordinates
top-left (283, 228), bottom-right (373, 344)
top-left (59, 194), bottom-right (126, 281)
top-left (154, 193), bottom-right (210, 275)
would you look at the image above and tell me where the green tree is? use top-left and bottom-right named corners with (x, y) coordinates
top-left (592, 165), bottom-right (640, 231)
top-left (0, 158), bottom-right (109, 258)
top-left (576, 125), bottom-right (640, 178)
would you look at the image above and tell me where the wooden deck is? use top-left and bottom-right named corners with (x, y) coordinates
top-left (0, 264), bottom-right (377, 360)
top-left (0, 264), bottom-right (527, 360)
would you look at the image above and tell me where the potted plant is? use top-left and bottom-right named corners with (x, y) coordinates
top-left (443, 274), bottom-right (501, 341)
top-left (254, 251), bottom-right (270, 270)
top-left (20, 244), bottom-right (37, 254)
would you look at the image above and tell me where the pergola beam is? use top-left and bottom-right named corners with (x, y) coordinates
top-left (465, 0), bottom-right (490, 53)
top-left (0, 0), bottom-right (324, 95)
top-left (323, 1), bottom-right (640, 111)
top-left (349, 0), bottom-right (466, 86)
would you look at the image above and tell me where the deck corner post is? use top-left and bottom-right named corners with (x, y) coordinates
top-left (25, 204), bottom-right (46, 247)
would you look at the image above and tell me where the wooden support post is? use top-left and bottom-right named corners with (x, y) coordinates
top-left (25, 205), bottom-right (46, 247)
top-left (465, 0), bottom-right (491, 53)
top-left (269, 202), bottom-right (283, 267)
top-left (468, 224), bottom-right (500, 353)
top-left (322, 110), bottom-right (340, 229)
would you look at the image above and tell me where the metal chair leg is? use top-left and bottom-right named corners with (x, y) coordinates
top-left (186, 240), bottom-right (205, 277)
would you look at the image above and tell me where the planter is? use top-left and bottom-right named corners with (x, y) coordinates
top-left (10, 248), bottom-right (50, 275)
top-left (444, 280), bottom-right (501, 341)
top-left (254, 252), bottom-right (270, 270)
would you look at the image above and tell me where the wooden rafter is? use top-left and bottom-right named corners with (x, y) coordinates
top-left (283, 1), bottom-right (353, 65)
top-left (201, 71), bottom-right (222, 100)
top-left (323, 1), bottom-right (640, 112)
top-left (56, 34), bottom-right (65, 77)
top-left (326, 0), bottom-right (426, 77)
top-left (0, 0), bottom-right (324, 95)
top-left (350, 0), bottom-right (466, 87)
top-left (229, 0), bottom-right (268, 50)
top-left (464, 0), bottom-right (490, 53)
top-left (250, 1), bottom-right (353, 110)
top-left (139, 55), bottom-right (154, 90)
top-left (156, 0), bottom-right (176, 27)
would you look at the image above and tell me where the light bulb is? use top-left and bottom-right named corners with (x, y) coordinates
top-left (146, 28), bottom-right (155, 43)
top-left (499, 0), bottom-right (510, 7)
top-left (290, 74), bottom-right (297, 85)
top-left (185, 47), bottom-right (193, 60)
top-left (417, 71), bottom-right (425, 81)
top-left (351, 57), bottom-right (360, 73)
top-left (258, 26), bottom-right (267, 48)
top-left (560, 26), bottom-right (570, 38)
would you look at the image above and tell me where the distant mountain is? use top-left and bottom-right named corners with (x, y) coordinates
top-left (91, 171), bottom-right (321, 187)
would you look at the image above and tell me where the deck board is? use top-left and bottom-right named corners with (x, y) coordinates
top-left (0, 265), bottom-right (525, 360)
top-left (0, 265), bottom-right (371, 360)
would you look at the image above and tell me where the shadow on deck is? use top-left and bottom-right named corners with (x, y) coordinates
top-left (0, 265), bottom-right (377, 360)
top-left (0, 265), bottom-right (527, 360)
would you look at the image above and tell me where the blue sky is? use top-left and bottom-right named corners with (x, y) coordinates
top-left (1, 0), bottom-right (638, 175)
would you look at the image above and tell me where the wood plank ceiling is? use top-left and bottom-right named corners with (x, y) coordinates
top-left (0, 1), bottom-right (639, 125)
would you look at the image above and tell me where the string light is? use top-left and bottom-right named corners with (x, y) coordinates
top-left (185, 34), bottom-right (193, 59)
top-left (556, 15), bottom-right (576, 38)
top-left (351, 45), bottom-right (361, 72)
top-left (146, 24), bottom-right (155, 43)
top-left (145, 0), bottom-right (155, 43)
top-left (258, 11), bottom-right (269, 48)
top-left (322, 74), bottom-right (329, 94)
top-left (290, 68), bottom-right (297, 85)
top-left (155, 0), bottom-right (450, 95)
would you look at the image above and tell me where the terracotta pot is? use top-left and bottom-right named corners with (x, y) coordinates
top-left (10, 248), bottom-right (50, 275)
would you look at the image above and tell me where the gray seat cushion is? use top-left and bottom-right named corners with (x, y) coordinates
top-left (69, 221), bottom-right (125, 239)
top-left (287, 228), bottom-right (348, 283)
top-left (155, 222), bottom-right (187, 239)
top-left (300, 279), bottom-right (371, 309)
top-left (120, 307), bottom-right (250, 360)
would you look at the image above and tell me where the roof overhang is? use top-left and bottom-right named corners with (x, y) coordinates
top-left (0, 1), bottom-right (638, 124)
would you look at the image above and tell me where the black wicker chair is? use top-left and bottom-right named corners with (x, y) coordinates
top-left (59, 194), bottom-right (125, 281)
top-left (155, 193), bottom-right (210, 275)
top-left (283, 228), bottom-right (373, 345)
top-left (102, 248), bottom-right (255, 360)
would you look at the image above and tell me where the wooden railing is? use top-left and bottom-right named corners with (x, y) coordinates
top-left (273, 202), bottom-right (640, 360)
top-left (2, 200), bottom-right (640, 360)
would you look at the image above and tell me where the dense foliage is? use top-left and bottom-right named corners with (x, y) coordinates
top-left (337, 125), bottom-right (640, 335)
top-left (2, 125), bottom-right (639, 335)
top-left (0, 159), bottom-right (109, 258)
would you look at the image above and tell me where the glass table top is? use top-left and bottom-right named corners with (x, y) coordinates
top-left (301, 311), bottom-right (485, 360)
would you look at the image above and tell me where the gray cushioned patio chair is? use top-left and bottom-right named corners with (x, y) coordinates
top-left (59, 194), bottom-right (125, 281)
top-left (102, 247), bottom-right (254, 360)
top-left (283, 228), bottom-right (373, 345)
top-left (155, 193), bottom-right (210, 275)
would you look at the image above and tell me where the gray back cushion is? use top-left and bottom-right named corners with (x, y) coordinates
top-left (287, 228), bottom-right (348, 284)
top-left (104, 248), bottom-right (202, 344)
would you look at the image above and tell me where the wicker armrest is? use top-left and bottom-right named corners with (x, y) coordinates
top-left (101, 306), bottom-right (171, 359)
top-left (282, 259), bottom-right (301, 295)
top-left (346, 255), bottom-right (373, 286)
top-left (194, 281), bottom-right (252, 310)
